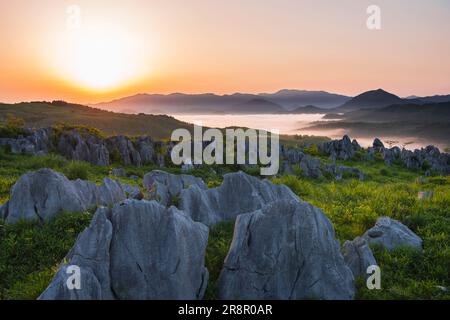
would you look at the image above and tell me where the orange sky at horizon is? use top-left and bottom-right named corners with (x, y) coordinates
top-left (1, 0), bottom-right (450, 104)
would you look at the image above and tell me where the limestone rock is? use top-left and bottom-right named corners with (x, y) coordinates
top-left (5, 169), bottom-right (88, 223)
top-left (143, 170), bottom-right (207, 206)
top-left (218, 200), bottom-right (355, 300)
top-left (362, 217), bottom-right (423, 251)
top-left (342, 237), bottom-right (377, 278)
top-left (180, 171), bottom-right (299, 226)
top-left (39, 200), bottom-right (209, 300)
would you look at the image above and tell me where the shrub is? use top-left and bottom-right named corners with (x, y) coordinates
top-left (0, 114), bottom-right (27, 138)
top-left (63, 161), bottom-right (90, 180)
top-left (303, 144), bottom-right (320, 157)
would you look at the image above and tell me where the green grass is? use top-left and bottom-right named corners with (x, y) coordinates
top-left (0, 211), bottom-right (94, 299)
top-left (204, 221), bottom-right (235, 299)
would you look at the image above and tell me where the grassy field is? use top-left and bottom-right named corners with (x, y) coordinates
top-left (0, 102), bottom-right (192, 139)
top-left (0, 148), bottom-right (449, 300)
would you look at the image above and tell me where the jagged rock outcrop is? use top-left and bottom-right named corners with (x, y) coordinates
top-left (135, 136), bottom-right (156, 164)
top-left (282, 150), bottom-right (365, 180)
top-left (319, 135), bottom-right (358, 161)
top-left (0, 128), bottom-right (52, 155)
top-left (39, 200), bottom-right (209, 300)
top-left (372, 138), bottom-right (385, 151)
top-left (180, 171), bottom-right (299, 226)
top-left (143, 170), bottom-right (207, 206)
top-left (401, 146), bottom-right (450, 175)
top-left (362, 217), bottom-right (423, 251)
top-left (218, 200), bottom-right (355, 300)
top-left (342, 237), bottom-right (377, 278)
top-left (106, 136), bottom-right (142, 166)
top-left (56, 130), bottom-right (109, 166)
top-left (3, 169), bottom-right (126, 223)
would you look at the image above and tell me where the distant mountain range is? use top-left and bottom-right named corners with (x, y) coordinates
top-left (92, 89), bottom-right (450, 115)
top-left (93, 90), bottom-right (351, 114)
top-left (334, 101), bottom-right (450, 123)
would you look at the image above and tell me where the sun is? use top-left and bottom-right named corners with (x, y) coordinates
top-left (55, 26), bottom-right (143, 91)
top-left (73, 33), bottom-right (125, 89)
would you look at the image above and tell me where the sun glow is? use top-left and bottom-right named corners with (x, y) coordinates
top-left (53, 24), bottom-right (147, 91)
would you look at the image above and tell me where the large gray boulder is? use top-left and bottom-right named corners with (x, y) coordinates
top-left (218, 200), bottom-right (355, 300)
top-left (362, 217), bottom-right (423, 251)
top-left (40, 200), bottom-right (209, 300)
top-left (180, 171), bottom-right (299, 225)
top-left (4, 169), bottom-right (127, 223)
top-left (143, 170), bottom-right (207, 206)
top-left (5, 169), bottom-right (89, 223)
top-left (342, 237), bottom-right (377, 278)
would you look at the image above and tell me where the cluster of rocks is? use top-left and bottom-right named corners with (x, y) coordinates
top-left (281, 147), bottom-right (365, 180)
top-left (319, 135), bottom-right (361, 161)
top-left (1, 168), bottom-right (425, 300)
top-left (364, 139), bottom-right (450, 175)
top-left (0, 127), bottom-right (163, 167)
top-left (343, 217), bottom-right (423, 279)
top-left (36, 170), bottom-right (357, 300)
top-left (0, 168), bottom-right (141, 223)
top-left (283, 135), bottom-right (450, 178)
top-left (0, 128), bottom-right (52, 155)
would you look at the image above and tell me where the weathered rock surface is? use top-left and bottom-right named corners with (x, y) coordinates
top-left (342, 237), bottom-right (377, 278)
top-left (40, 200), bottom-right (209, 300)
top-left (180, 171), bottom-right (299, 225)
top-left (372, 138), bottom-right (385, 151)
top-left (4, 169), bottom-right (126, 223)
top-left (5, 169), bottom-right (89, 223)
top-left (143, 170), bottom-right (207, 206)
top-left (319, 135), bottom-right (358, 161)
top-left (0, 128), bottom-right (52, 155)
top-left (299, 155), bottom-right (323, 178)
top-left (120, 183), bottom-right (142, 200)
top-left (57, 130), bottom-right (109, 166)
top-left (106, 136), bottom-right (142, 166)
top-left (218, 200), bottom-right (355, 300)
top-left (362, 217), bottom-right (423, 251)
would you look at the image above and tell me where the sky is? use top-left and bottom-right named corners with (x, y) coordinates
top-left (0, 0), bottom-right (449, 103)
